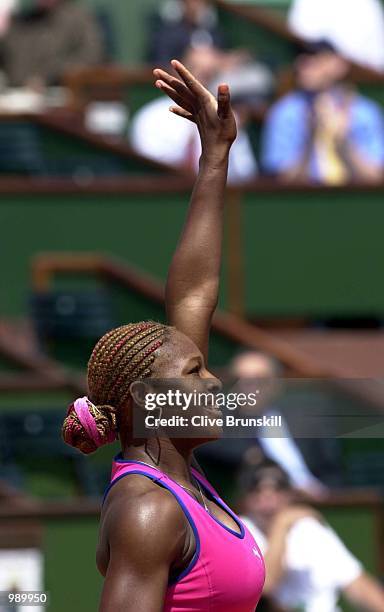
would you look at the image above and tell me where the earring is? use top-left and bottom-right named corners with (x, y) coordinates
top-left (145, 435), bottom-right (161, 466)
top-left (145, 406), bottom-right (162, 430)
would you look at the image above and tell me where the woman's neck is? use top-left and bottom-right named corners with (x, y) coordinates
top-left (122, 437), bottom-right (196, 484)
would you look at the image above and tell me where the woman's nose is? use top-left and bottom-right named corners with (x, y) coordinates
top-left (203, 371), bottom-right (222, 393)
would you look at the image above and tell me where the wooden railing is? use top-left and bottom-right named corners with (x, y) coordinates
top-left (1, 175), bottom-right (384, 195)
top-left (0, 489), bottom-right (382, 519)
top-left (0, 489), bottom-right (382, 570)
top-left (30, 252), bottom-right (332, 378)
top-left (0, 320), bottom-right (86, 394)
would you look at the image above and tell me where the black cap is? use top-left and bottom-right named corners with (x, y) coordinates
top-left (301, 38), bottom-right (339, 56)
top-left (241, 459), bottom-right (292, 494)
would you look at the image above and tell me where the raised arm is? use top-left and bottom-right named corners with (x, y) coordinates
top-left (343, 572), bottom-right (384, 612)
top-left (153, 60), bottom-right (237, 361)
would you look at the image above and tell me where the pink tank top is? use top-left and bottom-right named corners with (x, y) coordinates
top-left (103, 454), bottom-right (265, 611)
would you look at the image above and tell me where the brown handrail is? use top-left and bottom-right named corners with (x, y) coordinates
top-left (2, 176), bottom-right (384, 195)
top-left (0, 491), bottom-right (381, 571)
top-left (0, 489), bottom-right (381, 519)
top-left (28, 253), bottom-right (351, 378)
top-left (0, 373), bottom-right (75, 392)
top-left (0, 499), bottom-right (101, 520)
top-left (0, 176), bottom-right (194, 195)
top-left (63, 64), bottom-right (155, 109)
top-left (0, 321), bottom-right (86, 395)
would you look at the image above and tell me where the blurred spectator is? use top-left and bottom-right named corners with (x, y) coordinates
top-left (0, 0), bottom-right (16, 36)
top-left (130, 45), bottom-right (260, 185)
top-left (0, 548), bottom-right (44, 612)
top-left (262, 41), bottom-right (384, 184)
top-left (0, 0), bottom-right (104, 88)
top-left (147, 0), bottom-right (226, 65)
top-left (240, 460), bottom-right (384, 612)
top-left (231, 351), bottom-right (326, 497)
top-left (288, 0), bottom-right (384, 72)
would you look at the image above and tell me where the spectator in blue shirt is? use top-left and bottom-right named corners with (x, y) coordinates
top-left (261, 40), bottom-right (384, 184)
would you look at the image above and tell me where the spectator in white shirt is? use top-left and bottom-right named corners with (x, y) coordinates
top-left (240, 460), bottom-right (384, 612)
top-left (288, 0), bottom-right (384, 72)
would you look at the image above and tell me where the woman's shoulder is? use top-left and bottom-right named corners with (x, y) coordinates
top-left (101, 474), bottom-right (189, 556)
top-left (103, 471), bottom-right (187, 524)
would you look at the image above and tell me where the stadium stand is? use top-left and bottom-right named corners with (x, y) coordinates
top-left (0, 3), bottom-right (383, 609)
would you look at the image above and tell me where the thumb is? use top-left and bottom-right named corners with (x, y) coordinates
top-left (217, 84), bottom-right (230, 120)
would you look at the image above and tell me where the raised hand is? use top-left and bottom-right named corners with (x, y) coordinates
top-left (153, 59), bottom-right (237, 157)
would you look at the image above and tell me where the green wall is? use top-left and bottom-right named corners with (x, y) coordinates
top-left (242, 188), bottom-right (384, 317)
top-left (3, 187), bottom-right (384, 321)
top-left (1, 191), bottom-right (188, 317)
top-left (44, 518), bottom-right (103, 612)
top-left (84, 0), bottom-right (159, 64)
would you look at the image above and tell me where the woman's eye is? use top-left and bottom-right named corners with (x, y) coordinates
top-left (189, 365), bottom-right (200, 375)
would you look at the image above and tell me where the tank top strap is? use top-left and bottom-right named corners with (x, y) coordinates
top-left (191, 467), bottom-right (222, 500)
top-left (110, 454), bottom-right (166, 482)
top-left (104, 454), bottom-right (207, 516)
top-left (102, 455), bottom-right (169, 507)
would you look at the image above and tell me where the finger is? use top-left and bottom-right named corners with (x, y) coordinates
top-left (169, 106), bottom-right (196, 123)
top-left (171, 59), bottom-right (210, 98)
top-left (217, 84), bottom-right (231, 120)
top-left (155, 80), bottom-right (194, 113)
top-left (153, 68), bottom-right (194, 101)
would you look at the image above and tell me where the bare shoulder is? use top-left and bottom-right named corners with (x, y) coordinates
top-left (101, 475), bottom-right (189, 560)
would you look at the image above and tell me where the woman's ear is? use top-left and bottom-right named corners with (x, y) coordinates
top-left (129, 380), bottom-right (152, 410)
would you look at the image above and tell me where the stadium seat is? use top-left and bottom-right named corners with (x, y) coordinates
top-left (30, 289), bottom-right (114, 341)
top-left (0, 409), bottom-right (106, 498)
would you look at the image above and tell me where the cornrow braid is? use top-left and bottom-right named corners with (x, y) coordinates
top-left (88, 323), bottom-right (148, 390)
top-left (87, 321), bottom-right (167, 408)
top-left (105, 328), bottom-right (165, 404)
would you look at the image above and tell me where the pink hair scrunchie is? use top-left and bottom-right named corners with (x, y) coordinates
top-left (73, 396), bottom-right (103, 448)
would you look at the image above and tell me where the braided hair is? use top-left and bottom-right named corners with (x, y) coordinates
top-left (62, 321), bottom-right (168, 454)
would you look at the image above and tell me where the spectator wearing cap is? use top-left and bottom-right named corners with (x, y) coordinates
top-left (288, 0), bottom-right (384, 73)
top-left (261, 41), bottom-right (384, 184)
top-left (240, 460), bottom-right (384, 612)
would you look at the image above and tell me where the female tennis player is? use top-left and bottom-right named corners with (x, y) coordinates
top-left (62, 59), bottom-right (265, 611)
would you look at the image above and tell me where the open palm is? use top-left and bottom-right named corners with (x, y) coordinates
top-left (153, 59), bottom-right (237, 152)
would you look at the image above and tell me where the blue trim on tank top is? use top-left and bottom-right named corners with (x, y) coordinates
top-left (112, 453), bottom-right (245, 539)
top-left (102, 462), bottom-right (201, 585)
top-left (191, 470), bottom-right (245, 539)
